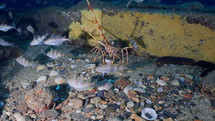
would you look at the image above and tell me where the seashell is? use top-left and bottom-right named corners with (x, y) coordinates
top-left (84, 64), bottom-right (96, 69)
top-left (68, 72), bottom-right (95, 91)
top-left (49, 70), bottom-right (59, 76)
top-left (36, 64), bottom-right (46, 71)
top-left (36, 76), bottom-right (48, 83)
top-left (54, 77), bottom-right (66, 84)
top-left (156, 79), bottom-right (167, 86)
top-left (46, 48), bottom-right (64, 59)
top-left (141, 108), bottom-right (158, 120)
top-left (16, 56), bottom-right (33, 67)
top-left (123, 85), bottom-right (134, 95)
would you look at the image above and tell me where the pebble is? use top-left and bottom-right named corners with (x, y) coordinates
top-left (85, 104), bottom-right (95, 113)
top-left (96, 115), bottom-right (104, 120)
top-left (25, 86), bottom-right (54, 112)
top-left (114, 77), bottom-right (131, 88)
top-left (160, 75), bottom-right (170, 81)
top-left (123, 85), bottom-right (134, 95)
top-left (90, 97), bottom-right (101, 104)
top-left (49, 70), bottom-right (59, 76)
top-left (171, 80), bottom-right (179, 86)
top-left (68, 98), bottom-right (83, 109)
top-left (84, 64), bottom-right (96, 69)
top-left (36, 65), bottom-right (46, 71)
top-left (127, 101), bottom-right (135, 108)
top-left (36, 76), bottom-right (48, 83)
top-left (13, 113), bottom-right (26, 121)
top-left (41, 109), bottom-right (59, 119)
top-left (130, 113), bottom-right (144, 121)
top-left (157, 87), bottom-right (164, 92)
top-left (156, 79), bottom-right (167, 86)
top-left (54, 77), bottom-right (66, 84)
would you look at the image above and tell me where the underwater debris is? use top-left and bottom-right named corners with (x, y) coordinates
top-left (0, 38), bottom-right (13, 46)
top-left (67, 72), bottom-right (95, 91)
top-left (16, 56), bottom-right (33, 67)
top-left (46, 48), bottom-right (64, 59)
top-left (0, 24), bottom-right (15, 32)
top-left (30, 34), bottom-right (48, 46)
top-left (44, 35), bottom-right (70, 46)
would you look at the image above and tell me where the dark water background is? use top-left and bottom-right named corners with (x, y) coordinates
top-left (0, 0), bottom-right (215, 9)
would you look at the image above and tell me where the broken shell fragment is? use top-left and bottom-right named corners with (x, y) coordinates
top-left (141, 108), bottom-right (158, 120)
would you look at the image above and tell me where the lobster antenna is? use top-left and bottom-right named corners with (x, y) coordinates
top-left (86, 0), bottom-right (109, 45)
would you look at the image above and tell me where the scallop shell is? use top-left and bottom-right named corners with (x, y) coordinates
top-left (68, 72), bottom-right (95, 91)
top-left (141, 108), bottom-right (158, 120)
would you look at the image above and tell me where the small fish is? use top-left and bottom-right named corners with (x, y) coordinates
top-left (0, 38), bottom-right (13, 46)
top-left (16, 56), bottom-right (33, 67)
top-left (44, 35), bottom-right (70, 46)
top-left (30, 34), bottom-right (48, 46)
top-left (95, 64), bottom-right (127, 76)
top-left (46, 48), bottom-right (64, 59)
top-left (68, 72), bottom-right (95, 91)
top-left (0, 24), bottom-right (15, 32)
top-left (27, 25), bottom-right (34, 33)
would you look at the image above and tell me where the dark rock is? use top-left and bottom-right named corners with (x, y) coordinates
top-left (48, 21), bottom-right (58, 29)
top-left (96, 90), bottom-right (106, 99)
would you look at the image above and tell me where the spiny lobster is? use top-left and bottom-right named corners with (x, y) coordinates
top-left (84, 0), bottom-right (134, 64)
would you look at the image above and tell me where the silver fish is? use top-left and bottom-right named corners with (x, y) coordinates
top-left (0, 38), bottom-right (13, 46)
top-left (30, 34), bottom-right (48, 46)
top-left (27, 25), bottom-right (34, 33)
top-left (44, 35), bottom-right (69, 46)
top-left (68, 72), bottom-right (95, 91)
top-left (0, 24), bottom-right (15, 32)
top-left (16, 56), bottom-right (33, 67)
top-left (46, 48), bottom-right (64, 59)
top-left (95, 64), bottom-right (127, 76)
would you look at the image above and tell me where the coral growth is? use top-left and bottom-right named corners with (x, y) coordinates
top-left (68, 9), bottom-right (215, 63)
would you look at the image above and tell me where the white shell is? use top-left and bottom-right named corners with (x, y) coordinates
top-left (36, 76), bottom-right (48, 83)
top-left (141, 108), bottom-right (158, 120)
top-left (97, 81), bottom-right (113, 91)
top-left (68, 72), bottom-right (95, 91)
